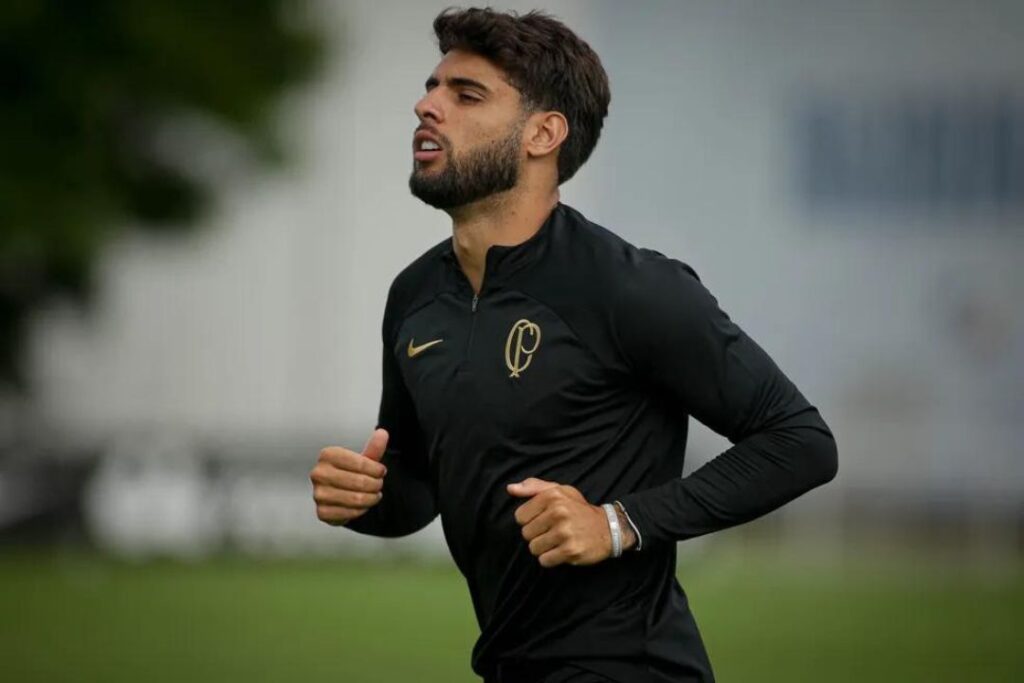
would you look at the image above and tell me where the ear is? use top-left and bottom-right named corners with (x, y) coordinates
top-left (524, 110), bottom-right (569, 161)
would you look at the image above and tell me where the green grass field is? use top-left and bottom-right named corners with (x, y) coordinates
top-left (1, 548), bottom-right (1021, 682)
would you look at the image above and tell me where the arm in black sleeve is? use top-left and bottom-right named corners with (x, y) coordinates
top-left (614, 254), bottom-right (838, 546)
top-left (345, 309), bottom-right (438, 538)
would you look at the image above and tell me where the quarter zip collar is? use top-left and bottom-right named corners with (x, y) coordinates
top-left (441, 202), bottom-right (563, 289)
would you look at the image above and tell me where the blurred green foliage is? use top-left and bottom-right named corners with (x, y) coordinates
top-left (1, 551), bottom-right (1021, 682)
top-left (0, 0), bottom-right (323, 391)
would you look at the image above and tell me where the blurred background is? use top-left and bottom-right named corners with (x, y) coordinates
top-left (2, 1), bottom-right (1022, 681)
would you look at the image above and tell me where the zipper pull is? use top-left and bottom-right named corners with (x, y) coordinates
top-left (471, 293), bottom-right (479, 312)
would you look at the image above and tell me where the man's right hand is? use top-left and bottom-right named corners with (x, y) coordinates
top-left (311, 428), bottom-right (389, 526)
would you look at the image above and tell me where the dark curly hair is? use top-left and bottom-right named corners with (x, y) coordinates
top-left (433, 7), bottom-right (610, 185)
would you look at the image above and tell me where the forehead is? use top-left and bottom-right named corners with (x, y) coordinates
top-left (430, 48), bottom-right (517, 95)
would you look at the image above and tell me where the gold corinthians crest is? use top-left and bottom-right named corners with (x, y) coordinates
top-left (504, 319), bottom-right (541, 378)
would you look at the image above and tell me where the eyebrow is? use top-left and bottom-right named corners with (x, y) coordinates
top-left (424, 75), bottom-right (492, 93)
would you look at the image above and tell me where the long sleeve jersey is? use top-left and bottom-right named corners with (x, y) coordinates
top-left (346, 202), bottom-right (838, 682)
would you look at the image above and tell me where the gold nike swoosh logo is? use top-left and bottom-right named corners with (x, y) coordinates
top-left (407, 338), bottom-right (444, 358)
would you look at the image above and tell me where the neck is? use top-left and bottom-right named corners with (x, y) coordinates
top-left (446, 184), bottom-right (560, 294)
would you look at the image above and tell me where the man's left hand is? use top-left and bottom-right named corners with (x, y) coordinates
top-left (507, 477), bottom-right (634, 568)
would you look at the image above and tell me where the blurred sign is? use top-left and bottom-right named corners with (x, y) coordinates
top-left (796, 91), bottom-right (1024, 214)
top-left (77, 432), bottom-right (449, 560)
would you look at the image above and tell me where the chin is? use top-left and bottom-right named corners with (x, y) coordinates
top-left (413, 161), bottom-right (445, 176)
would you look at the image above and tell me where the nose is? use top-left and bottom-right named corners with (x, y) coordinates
top-left (414, 89), bottom-right (443, 125)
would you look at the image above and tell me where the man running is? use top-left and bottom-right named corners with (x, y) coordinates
top-left (311, 8), bottom-right (837, 682)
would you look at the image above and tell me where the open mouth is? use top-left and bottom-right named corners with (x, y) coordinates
top-left (413, 132), bottom-right (445, 162)
top-left (414, 141), bottom-right (443, 162)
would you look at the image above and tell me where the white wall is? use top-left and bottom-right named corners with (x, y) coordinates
top-left (26, 0), bottom-right (1024, 507)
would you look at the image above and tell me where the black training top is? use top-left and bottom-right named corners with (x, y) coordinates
top-left (346, 202), bottom-right (837, 682)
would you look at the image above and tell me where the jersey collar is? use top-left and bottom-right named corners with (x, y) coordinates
top-left (440, 202), bottom-right (563, 287)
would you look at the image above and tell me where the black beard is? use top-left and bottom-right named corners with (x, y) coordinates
top-left (409, 124), bottom-right (522, 210)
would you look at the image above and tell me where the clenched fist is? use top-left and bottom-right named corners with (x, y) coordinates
top-left (507, 477), bottom-right (636, 568)
top-left (311, 428), bottom-right (389, 526)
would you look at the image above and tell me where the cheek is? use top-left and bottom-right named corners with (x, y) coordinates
top-left (458, 114), bottom-right (515, 148)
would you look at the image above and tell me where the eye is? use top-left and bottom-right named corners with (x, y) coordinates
top-left (458, 92), bottom-right (481, 103)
